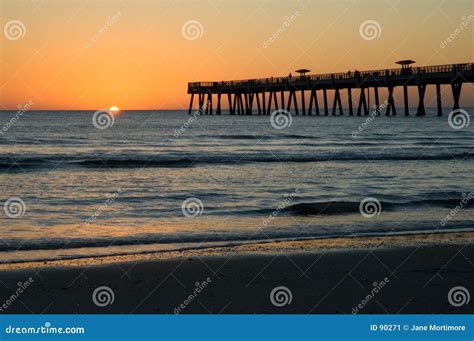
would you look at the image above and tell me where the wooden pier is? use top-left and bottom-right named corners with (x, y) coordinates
top-left (187, 62), bottom-right (474, 116)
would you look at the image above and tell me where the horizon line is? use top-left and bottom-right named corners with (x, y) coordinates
top-left (1, 106), bottom-right (472, 112)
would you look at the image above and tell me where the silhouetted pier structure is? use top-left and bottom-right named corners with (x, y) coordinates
top-left (187, 62), bottom-right (474, 117)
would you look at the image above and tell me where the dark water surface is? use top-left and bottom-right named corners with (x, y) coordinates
top-left (0, 109), bottom-right (473, 263)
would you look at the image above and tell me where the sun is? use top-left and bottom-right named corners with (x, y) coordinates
top-left (109, 106), bottom-right (120, 112)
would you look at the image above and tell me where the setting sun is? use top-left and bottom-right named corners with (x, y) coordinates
top-left (109, 106), bottom-right (120, 112)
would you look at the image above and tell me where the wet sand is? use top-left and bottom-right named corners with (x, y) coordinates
top-left (0, 232), bottom-right (472, 313)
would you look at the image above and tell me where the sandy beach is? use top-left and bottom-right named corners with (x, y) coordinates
top-left (0, 231), bottom-right (472, 314)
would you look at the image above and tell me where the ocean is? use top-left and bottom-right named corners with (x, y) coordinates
top-left (0, 108), bottom-right (473, 264)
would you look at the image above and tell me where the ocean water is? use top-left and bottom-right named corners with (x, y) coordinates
top-left (0, 109), bottom-right (473, 264)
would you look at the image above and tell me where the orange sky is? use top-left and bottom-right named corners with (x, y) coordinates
top-left (0, 0), bottom-right (473, 110)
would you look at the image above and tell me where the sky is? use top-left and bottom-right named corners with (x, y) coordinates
top-left (0, 0), bottom-right (473, 110)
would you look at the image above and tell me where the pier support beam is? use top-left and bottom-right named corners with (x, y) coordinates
top-left (385, 86), bottom-right (396, 116)
top-left (268, 91), bottom-right (279, 114)
top-left (357, 88), bottom-right (368, 116)
top-left (233, 94), bottom-right (238, 115)
top-left (323, 89), bottom-right (329, 115)
top-left (239, 94), bottom-right (244, 115)
top-left (229, 94), bottom-right (235, 115)
top-left (332, 89), bottom-right (343, 115)
top-left (451, 83), bottom-right (462, 111)
top-left (287, 91), bottom-right (299, 115)
top-left (235, 94), bottom-right (242, 115)
top-left (216, 93), bottom-right (221, 115)
top-left (286, 91), bottom-right (291, 111)
top-left (374, 87), bottom-right (380, 115)
top-left (188, 94), bottom-right (194, 115)
top-left (308, 89), bottom-right (319, 115)
top-left (248, 93), bottom-right (254, 115)
top-left (206, 93), bottom-right (212, 115)
top-left (301, 90), bottom-right (306, 115)
top-left (198, 94), bottom-right (205, 115)
top-left (403, 85), bottom-right (409, 116)
top-left (244, 93), bottom-right (250, 115)
top-left (267, 91), bottom-right (274, 115)
top-left (262, 92), bottom-right (267, 115)
top-left (436, 84), bottom-right (442, 116)
top-left (280, 91), bottom-right (285, 111)
top-left (256, 92), bottom-right (262, 115)
top-left (416, 84), bottom-right (426, 116)
top-left (348, 88), bottom-right (353, 116)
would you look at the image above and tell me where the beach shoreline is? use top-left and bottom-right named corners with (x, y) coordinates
top-left (0, 230), bottom-right (471, 271)
top-left (0, 231), bottom-right (472, 314)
